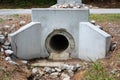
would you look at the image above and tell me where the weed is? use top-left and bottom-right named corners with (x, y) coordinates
top-left (83, 62), bottom-right (118, 80)
top-left (116, 51), bottom-right (120, 59)
top-left (0, 67), bottom-right (10, 80)
top-left (0, 18), bottom-right (3, 23)
top-left (12, 14), bottom-right (19, 18)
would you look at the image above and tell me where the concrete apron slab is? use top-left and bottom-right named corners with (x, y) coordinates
top-left (9, 8), bottom-right (111, 61)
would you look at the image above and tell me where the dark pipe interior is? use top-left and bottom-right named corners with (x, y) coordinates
top-left (50, 34), bottom-right (69, 52)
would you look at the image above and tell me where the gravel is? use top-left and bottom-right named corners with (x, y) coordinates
top-left (0, 35), bottom-right (5, 44)
top-left (5, 49), bottom-right (14, 55)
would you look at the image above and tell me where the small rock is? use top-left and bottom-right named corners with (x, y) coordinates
top-left (44, 67), bottom-right (52, 73)
top-left (51, 68), bottom-right (56, 72)
top-left (38, 69), bottom-right (44, 76)
top-left (0, 48), bottom-right (4, 52)
top-left (10, 24), bottom-right (16, 32)
top-left (84, 6), bottom-right (89, 9)
top-left (2, 45), bottom-right (9, 50)
top-left (82, 4), bottom-right (85, 6)
top-left (21, 60), bottom-right (28, 64)
top-left (96, 25), bottom-right (103, 30)
top-left (110, 69), bottom-right (118, 75)
top-left (5, 50), bottom-right (13, 55)
top-left (8, 18), bottom-right (13, 21)
top-left (62, 4), bottom-right (68, 8)
top-left (50, 72), bottom-right (59, 78)
top-left (2, 46), bottom-right (11, 50)
top-left (51, 5), bottom-right (58, 8)
top-left (10, 54), bottom-right (18, 60)
top-left (55, 67), bottom-right (61, 72)
top-left (8, 60), bottom-right (18, 65)
top-left (89, 5), bottom-right (93, 8)
top-left (67, 70), bottom-right (74, 77)
top-left (0, 35), bottom-right (5, 44)
top-left (110, 42), bottom-right (117, 51)
top-left (5, 57), bottom-right (11, 61)
top-left (0, 31), bottom-right (3, 35)
top-left (8, 46), bottom-right (12, 49)
top-left (62, 64), bottom-right (76, 71)
top-left (73, 6), bottom-right (78, 9)
top-left (4, 25), bottom-right (10, 29)
top-left (59, 5), bottom-right (63, 8)
top-left (20, 21), bottom-right (26, 25)
top-left (69, 4), bottom-right (74, 7)
top-left (4, 41), bottom-right (10, 46)
top-left (11, 24), bottom-right (16, 29)
top-left (4, 32), bottom-right (8, 37)
top-left (76, 5), bottom-right (81, 8)
top-left (117, 73), bottom-right (120, 78)
top-left (91, 20), bottom-right (96, 25)
top-left (61, 64), bottom-right (69, 70)
top-left (32, 68), bottom-right (38, 74)
top-left (61, 73), bottom-right (70, 80)
top-left (5, 57), bottom-right (18, 65)
top-left (76, 64), bottom-right (81, 68)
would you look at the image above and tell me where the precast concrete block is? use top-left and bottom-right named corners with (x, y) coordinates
top-left (32, 8), bottom-right (89, 59)
top-left (8, 22), bottom-right (49, 59)
top-left (79, 22), bottom-right (111, 61)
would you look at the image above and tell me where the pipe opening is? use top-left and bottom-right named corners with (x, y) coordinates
top-left (50, 34), bottom-right (69, 52)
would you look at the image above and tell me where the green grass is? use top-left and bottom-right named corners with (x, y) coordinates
top-left (116, 52), bottom-right (120, 59)
top-left (83, 62), bottom-right (118, 80)
top-left (12, 14), bottom-right (19, 18)
top-left (0, 18), bottom-right (3, 23)
top-left (90, 14), bottom-right (120, 22)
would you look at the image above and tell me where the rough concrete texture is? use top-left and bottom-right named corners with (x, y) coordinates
top-left (57, 0), bottom-right (82, 4)
top-left (9, 22), bottom-right (49, 59)
top-left (9, 8), bottom-right (89, 60)
top-left (32, 8), bottom-right (89, 59)
top-left (79, 22), bottom-right (111, 61)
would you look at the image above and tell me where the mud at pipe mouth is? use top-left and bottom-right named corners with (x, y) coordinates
top-left (50, 34), bottom-right (69, 52)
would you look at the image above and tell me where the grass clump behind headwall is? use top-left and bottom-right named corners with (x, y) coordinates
top-left (90, 14), bottom-right (120, 22)
top-left (83, 62), bottom-right (119, 80)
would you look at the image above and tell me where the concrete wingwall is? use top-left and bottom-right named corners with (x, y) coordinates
top-left (8, 22), bottom-right (49, 59)
top-left (79, 22), bottom-right (111, 61)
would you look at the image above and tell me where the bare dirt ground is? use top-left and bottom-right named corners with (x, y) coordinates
top-left (0, 14), bottom-right (120, 80)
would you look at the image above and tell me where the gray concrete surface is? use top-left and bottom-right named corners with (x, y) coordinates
top-left (32, 8), bottom-right (89, 60)
top-left (79, 22), bottom-right (111, 61)
top-left (9, 8), bottom-right (89, 60)
top-left (0, 9), bottom-right (120, 15)
top-left (9, 8), bottom-right (111, 61)
top-left (9, 22), bottom-right (48, 59)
